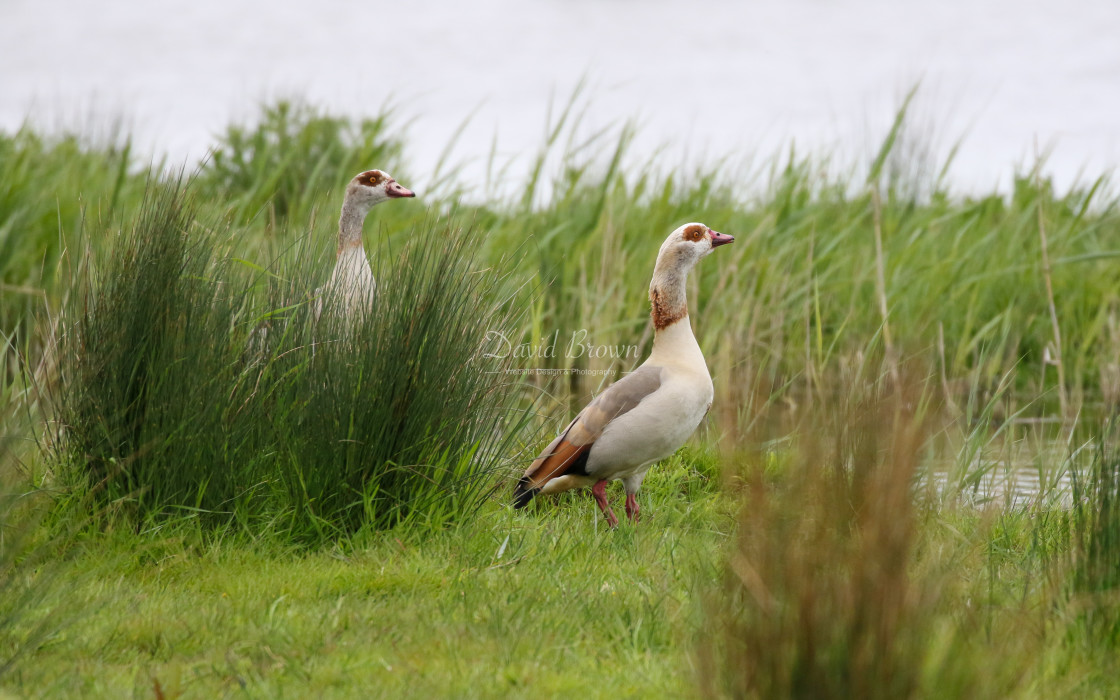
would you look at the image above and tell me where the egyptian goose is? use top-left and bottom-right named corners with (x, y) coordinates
top-left (317, 169), bottom-right (415, 319)
top-left (513, 222), bottom-right (734, 526)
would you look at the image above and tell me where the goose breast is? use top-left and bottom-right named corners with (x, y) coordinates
top-left (585, 365), bottom-right (713, 480)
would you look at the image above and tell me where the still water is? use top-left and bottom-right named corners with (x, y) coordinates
top-left (2, 0), bottom-right (1119, 195)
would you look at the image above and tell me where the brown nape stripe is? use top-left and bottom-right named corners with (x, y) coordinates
top-left (650, 288), bottom-right (687, 330)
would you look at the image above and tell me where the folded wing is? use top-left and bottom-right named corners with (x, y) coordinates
top-left (514, 365), bottom-right (663, 507)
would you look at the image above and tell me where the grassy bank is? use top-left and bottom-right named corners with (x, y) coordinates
top-left (2, 453), bottom-right (726, 697)
top-left (4, 429), bottom-right (1119, 698)
top-left (2, 101), bottom-right (1120, 696)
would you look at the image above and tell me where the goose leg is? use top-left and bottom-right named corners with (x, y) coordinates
top-left (591, 480), bottom-right (619, 528)
top-left (624, 493), bottom-right (640, 523)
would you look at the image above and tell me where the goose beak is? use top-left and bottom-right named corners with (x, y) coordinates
top-left (386, 181), bottom-right (416, 199)
top-left (710, 231), bottom-right (735, 247)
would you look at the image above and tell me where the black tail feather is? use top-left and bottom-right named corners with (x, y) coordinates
top-left (513, 476), bottom-right (539, 509)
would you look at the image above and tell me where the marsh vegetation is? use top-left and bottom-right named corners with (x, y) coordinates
top-left (2, 101), bottom-right (1120, 696)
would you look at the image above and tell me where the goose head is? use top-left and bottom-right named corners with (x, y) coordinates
top-left (345, 169), bottom-right (415, 212)
top-left (648, 222), bottom-right (734, 330)
top-left (653, 222), bottom-right (734, 274)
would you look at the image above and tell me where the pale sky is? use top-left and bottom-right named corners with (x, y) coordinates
top-left (2, 0), bottom-right (1117, 196)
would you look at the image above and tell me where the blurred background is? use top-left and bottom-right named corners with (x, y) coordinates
top-left (2, 0), bottom-right (1118, 195)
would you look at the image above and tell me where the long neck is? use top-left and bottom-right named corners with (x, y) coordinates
top-left (338, 198), bottom-right (371, 254)
top-left (649, 264), bottom-right (688, 331)
top-left (647, 263), bottom-right (705, 367)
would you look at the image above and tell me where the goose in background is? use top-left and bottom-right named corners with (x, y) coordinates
top-left (513, 223), bottom-right (734, 526)
top-left (245, 169), bottom-right (414, 358)
top-left (316, 169), bottom-right (415, 320)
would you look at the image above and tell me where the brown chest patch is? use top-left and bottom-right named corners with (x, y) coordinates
top-left (337, 237), bottom-right (363, 256)
top-left (649, 287), bottom-right (687, 330)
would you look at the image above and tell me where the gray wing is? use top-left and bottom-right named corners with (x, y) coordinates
top-left (519, 365), bottom-right (664, 489)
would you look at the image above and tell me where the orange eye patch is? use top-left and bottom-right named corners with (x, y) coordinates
top-left (357, 171), bottom-right (385, 187)
top-left (682, 224), bottom-right (706, 242)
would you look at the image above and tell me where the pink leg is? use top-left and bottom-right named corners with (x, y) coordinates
top-left (625, 493), bottom-right (640, 523)
top-left (591, 480), bottom-right (619, 528)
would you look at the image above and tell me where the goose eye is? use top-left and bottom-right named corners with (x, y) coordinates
top-left (682, 224), bottom-right (706, 242)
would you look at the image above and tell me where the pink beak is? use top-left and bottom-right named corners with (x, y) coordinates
top-left (386, 180), bottom-right (415, 198)
top-left (710, 231), bottom-right (735, 247)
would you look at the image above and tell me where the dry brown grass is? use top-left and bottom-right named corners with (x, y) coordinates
top-left (699, 371), bottom-right (1038, 699)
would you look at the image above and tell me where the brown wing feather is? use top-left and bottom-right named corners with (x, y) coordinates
top-left (516, 366), bottom-right (664, 500)
top-left (520, 421), bottom-right (591, 490)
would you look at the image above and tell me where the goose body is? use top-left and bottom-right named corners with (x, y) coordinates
top-left (514, 223), bottom-right (734, 526)
top-left (321, 243), bottom-right (376, 319)
top-left (316, 169), bottom-right (414, 320)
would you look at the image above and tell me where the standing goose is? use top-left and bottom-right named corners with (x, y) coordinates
top-left (513, 223), bottom-right (734, 526)
top-left (317, 169), bottom-right (415, 319)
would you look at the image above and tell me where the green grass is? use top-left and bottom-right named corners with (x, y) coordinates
top-left (198, 101), bottom-right (405, 226)
top-left (48, 178), bottom-right (528, 539)
top-left (5, 455), bottom-right (728, 698)
top-left (4, 440), bottom-right (1118, 698)
top-left (2, 99), bottom-right (1120, 696)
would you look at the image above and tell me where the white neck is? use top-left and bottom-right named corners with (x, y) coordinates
top-left (338, 198), bottom-right (373, 252)
top-left (326, 244), bottom-right (376, 314)
top-left (647, 315), bottom-right (706, 369)
top-left (645, 257), bottom-right (706, 370)
top-left (648, 259), bottom-right (689, 326)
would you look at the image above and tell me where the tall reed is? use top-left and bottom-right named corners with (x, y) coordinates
top-left (198, 100), bottom-right (405, 226)
top-left (243, 216), bottom-right (532, 536)
top-left (9, 103), bottom-right (1120, 418)
top-left (0, 127), bottom-right (142, 368)
top-left (1066, 417), bottom-right (1120, 646)
top-left (50, 179), bottom-right (530, 539)
top-left (699, 373), bottom-right (1033, 699)
top-left (52, 179), bottom-right (246, 515)
top-left (1, 342), bottom-right (65, 680)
